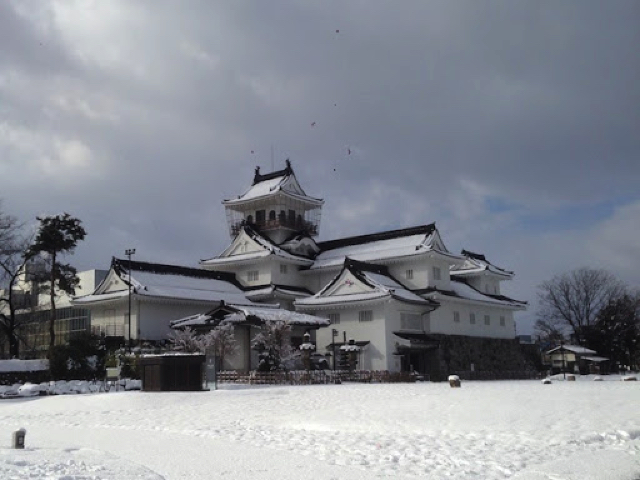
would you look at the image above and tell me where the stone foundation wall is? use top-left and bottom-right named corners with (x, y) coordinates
top-left (431, 335), bottom-right (537, 381)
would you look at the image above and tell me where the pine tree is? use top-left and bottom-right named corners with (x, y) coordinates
top-left (28, 213), bottom-right (86, 350)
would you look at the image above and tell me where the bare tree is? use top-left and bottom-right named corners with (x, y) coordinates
top-left (202, 323), bottom-right (238, 370)
top-left (168, 327), bottom-right (202, 353)
top-left (537, 267), bottom-right (625, 344)
top-left (533, 317), bottom-right (565, 345)
top-left (167, 325), bottom-right (238, 368)
top-left (0, 206), bottom-right (35, 358)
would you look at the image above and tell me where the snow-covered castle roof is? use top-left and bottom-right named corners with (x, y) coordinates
top-left (311, 224), bottom-right (462, 270)
top-left (222, 160), bottom-right (323, 206)
top-left (73, 258), bottom-right (257, 306)
top-left (450, 249), bottom-right (514, 279)
top-left (170, 302), bottom-right (330, 330)
top-left (296, 258), bottom-right (440, 308)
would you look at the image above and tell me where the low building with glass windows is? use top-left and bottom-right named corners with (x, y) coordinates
top-left (2, 268), bottom-right (107, 358)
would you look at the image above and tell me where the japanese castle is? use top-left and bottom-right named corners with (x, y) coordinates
top-left (74, 161), bottom-right (527, 378)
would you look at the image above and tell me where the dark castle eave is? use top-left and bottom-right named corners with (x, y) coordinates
top-left (111, 257), bottom-right (244, 290)
top-left (317, 223), bottom-right (436, 252)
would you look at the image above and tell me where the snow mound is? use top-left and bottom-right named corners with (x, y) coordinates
top-left (0, 448), bottom-right (164, 479)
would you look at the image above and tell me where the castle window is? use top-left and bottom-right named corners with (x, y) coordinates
top-left (328, 313), bottom-right (340, 325)
top-left (288, 210), bottom-right (295, 224)
top-left (279, 210), bottom-right (286, 223)
top-left (246, 215), bottom-right (253, 224)
top-left (358, 310), bottom-right (373, 322)
top-left (470, 313), bottom-right (476, 324)
top-left (280, 264), bottom-right (288, 275)
top-left (255, 210), bottom-right (266, 225)
top-left (269, 210), bottom-right (276, 221)
top-left (500, 316), bottom-right (506, 327)
top-left (247, 271), bottom-right (259, 282)
top-left (432, 266), bottom-right (441, 281)
top-left (453, 311), bottom-right (460, 323)
top-left (484, 315), bottom-right (490, 325)
top-left (406, 269), bottom-right (413, 280)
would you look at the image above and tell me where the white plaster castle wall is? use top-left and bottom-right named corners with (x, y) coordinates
top-left (429, 301), bottom-right (515, 339)
top-left (314, 303), bottom-right (391, 371)
top-left (233, 263), bottom-right (272, 288)
top-left (269, 261), bottom-right (305, 287)
top-left (463, 276), bottom-right (502, 295)
top-left (383, 301), bottom-right (435, 372)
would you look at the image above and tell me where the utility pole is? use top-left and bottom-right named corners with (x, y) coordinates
top-left (125, 248), bottom-right (136, 353)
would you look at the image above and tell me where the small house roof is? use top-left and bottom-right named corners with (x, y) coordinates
top-left (545, 345), bottom-right (598, 355)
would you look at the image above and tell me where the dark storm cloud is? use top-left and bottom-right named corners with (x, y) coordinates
top-left (1, 1), bottom-right (638, 333)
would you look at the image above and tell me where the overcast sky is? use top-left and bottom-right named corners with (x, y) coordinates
top-left (1, 1), bottom-right (638, 333)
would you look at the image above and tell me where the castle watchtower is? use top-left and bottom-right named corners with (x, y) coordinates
top-left (222, 160), bottom-right (324, 245)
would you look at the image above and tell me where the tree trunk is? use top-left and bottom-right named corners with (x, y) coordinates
top-left (49, 252), bottom-right (56, 349)
top-left (7, 286), bottom-right (19, 358)
top-left (9, 331), bottom-right (19, 358)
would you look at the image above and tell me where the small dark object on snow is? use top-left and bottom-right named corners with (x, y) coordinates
top-left (12, 429), bottom-right (26, 449)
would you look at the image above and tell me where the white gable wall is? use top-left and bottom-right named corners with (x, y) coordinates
top-left (100, 270), bottom-right (128, 294)
top-left (302, 269), bottom-right (341, 294)
top-left (386, 256), bottom-right (451, 290)
top-left (463, 275), bottom-right (502, 295)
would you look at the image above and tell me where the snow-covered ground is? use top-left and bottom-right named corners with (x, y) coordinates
top-left (1, 376), bottom-right (639, 480)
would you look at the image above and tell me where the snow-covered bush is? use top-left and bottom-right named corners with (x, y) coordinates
top-left (251, 320), bottom-right (299, 371)
top-left (168, 327), bottom-right (202, 353)
top-left (168, 325), bottom-right (238, 369)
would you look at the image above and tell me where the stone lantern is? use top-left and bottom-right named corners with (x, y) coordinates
top-left (299, 331), bottom-right (315, 370)
top-left (340, 339), bottom-right (360, 371)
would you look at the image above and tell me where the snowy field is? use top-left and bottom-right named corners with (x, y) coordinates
top-left (1, 376), bottom-right (639, 480)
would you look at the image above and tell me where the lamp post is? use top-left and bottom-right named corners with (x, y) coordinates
top-left (331, 328), bottom-right (338, 371)
top-left (560, 340), bottom-right (566, 380)
top-left (125, 248), bottom-right (136, 353)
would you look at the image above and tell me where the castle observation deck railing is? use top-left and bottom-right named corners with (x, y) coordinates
top-left (230, 218), bottom-right (318, 236)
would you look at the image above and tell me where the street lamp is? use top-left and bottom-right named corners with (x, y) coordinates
top-left (560, 340), bottom-right (566, 380)
top-left (331, 328), bottom-right (338, 371)
top-left (125, 248), bottom-right (136, 353)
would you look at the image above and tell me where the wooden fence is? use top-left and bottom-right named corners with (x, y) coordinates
top-left (217, 370), bottom-right (420, 385)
